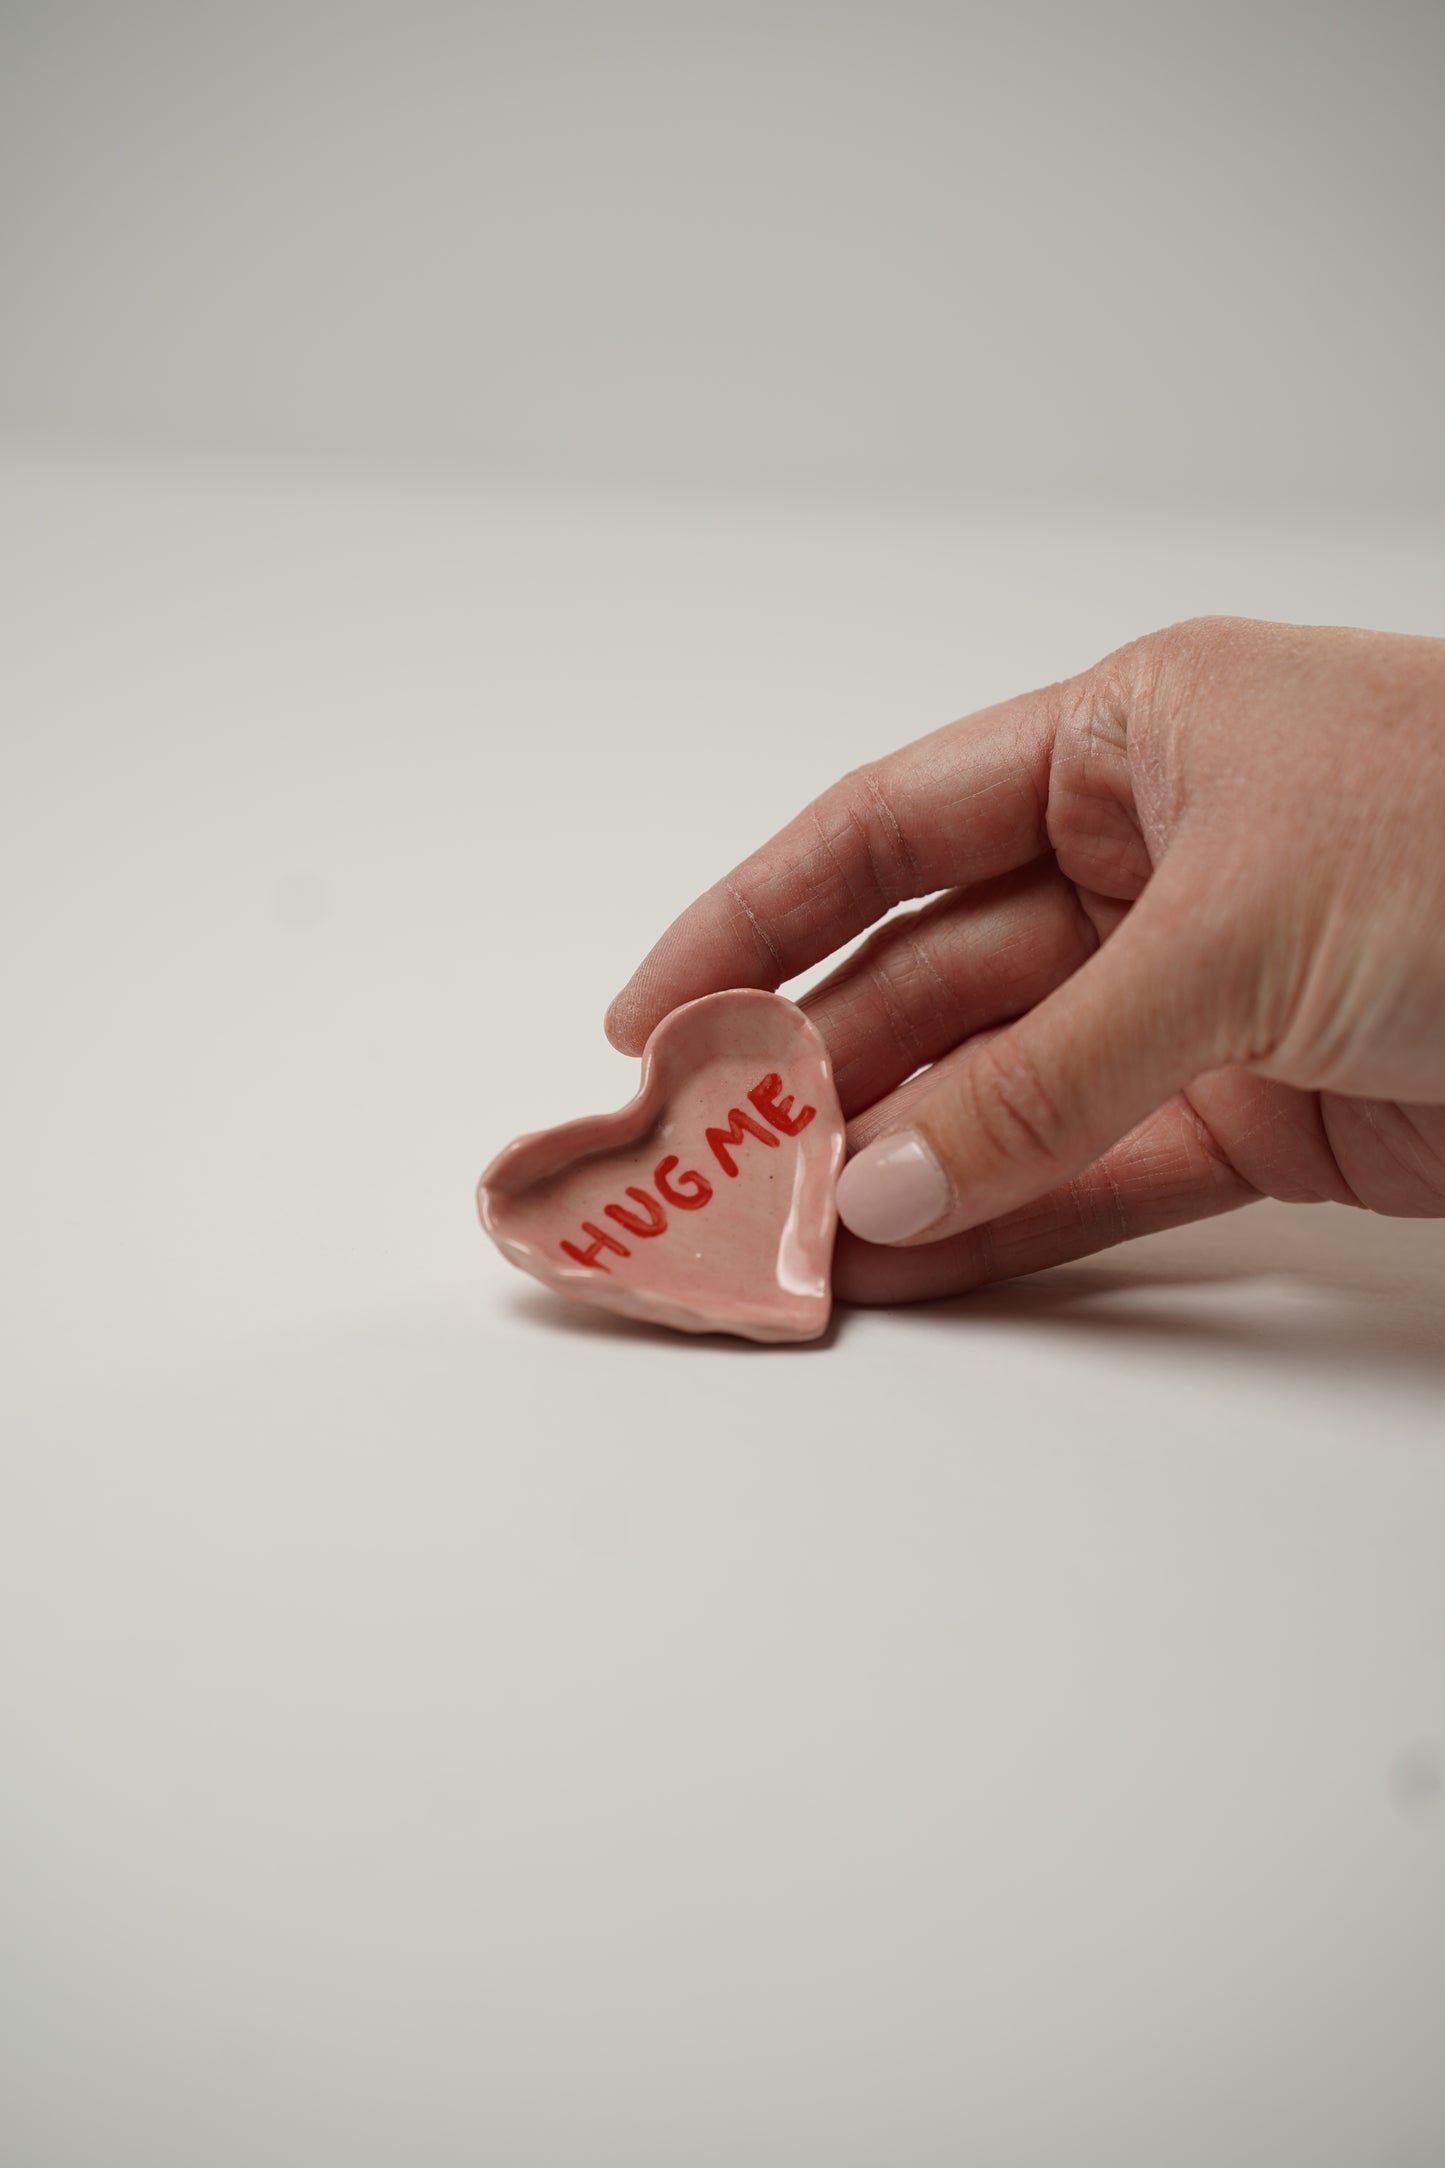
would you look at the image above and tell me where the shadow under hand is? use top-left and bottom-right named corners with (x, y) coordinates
top-left (874, 1201), bottom-right (1445, 1384)
top-left (495, 1202), bottom-right (1443, 1386)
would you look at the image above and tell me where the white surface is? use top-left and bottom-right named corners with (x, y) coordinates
top-left (3, 1), bottom-right (1444, 513)
top-left (3, 445), bottom-right (1445, 2166)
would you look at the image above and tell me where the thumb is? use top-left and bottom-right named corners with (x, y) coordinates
top-left (835, 864), bottom-right (1245, 1245)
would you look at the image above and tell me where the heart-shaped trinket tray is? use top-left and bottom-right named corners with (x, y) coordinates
top-left (477, 989), bottom-right (846, 1342)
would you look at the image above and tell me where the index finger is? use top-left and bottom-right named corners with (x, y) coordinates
top-left (605, 681), bottom-right (1065, 1054)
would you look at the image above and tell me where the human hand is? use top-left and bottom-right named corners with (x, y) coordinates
top-left (606, 617), bottom-right (1445, 1305)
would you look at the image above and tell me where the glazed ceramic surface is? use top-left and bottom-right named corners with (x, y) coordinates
top-left (478, 990), bottom-right (846, 1342)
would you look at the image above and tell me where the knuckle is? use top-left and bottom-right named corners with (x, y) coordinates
top-left (852, 952), bottom-right (930, 1070)
top-left (832, 761), bottom-right (920, 912)
top-left (720, 874), bottom-right (784, 973)
top-left (1142, 615), bottom-right (1251, 719)
top-left (1065, 655), bottom-right (1133, 745)
top-left (1086, 617), bottom-right (1234, 734)
top-left (891, 923), bottom-right (959, 1041)
top-left (963, 1035), bottom-right (1072, 1170)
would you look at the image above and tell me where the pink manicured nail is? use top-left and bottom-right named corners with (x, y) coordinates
top-left (836, 1130), bottom-right (951, 1244)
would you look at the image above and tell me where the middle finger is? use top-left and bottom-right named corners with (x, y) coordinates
top-left (801, 862), bottom-right (1099, 1117)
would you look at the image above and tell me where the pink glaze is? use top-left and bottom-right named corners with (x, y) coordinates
top-left (477, 990), bottom-right (846, 1342)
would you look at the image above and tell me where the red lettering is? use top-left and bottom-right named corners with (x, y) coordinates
top-left (747, 1071), bottom-right (816, 1137)
top-left (560, 1221), bottom-right (631, 1273)
top-left (605, 1188), bottom-right (667, 1238)
top-left (705, 1107), bottom-right (781, 1178)
top-left (655, 1155), bottom-right (712, 1210)
top-left (562, 1098), bottom-right (802, 1269)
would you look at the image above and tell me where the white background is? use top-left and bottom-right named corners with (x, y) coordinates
top-left (3, 6), bottom-right (1444, 2164)
top-left (4, 0), bottom-right (1445, 512)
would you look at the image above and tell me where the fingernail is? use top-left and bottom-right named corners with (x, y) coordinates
top-left (836, 1130), bottom-right (951, 1244)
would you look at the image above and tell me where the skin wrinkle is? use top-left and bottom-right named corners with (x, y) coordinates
top-left (860, 760), bottom-right (926, 897)
top-left (1217, 1098), bottom-right (1287, 1155)
top-left (1188, 1065), bottom-right (1362, 1206)
top-left (1276, 879), bottom-right (1410, 1093)
top-left (1064, 879), bottom-right (1105, 971)
top-left (800, 764), bottom-right (934, 943)
top-left (1323, 1096), bottom-right (1445, 1212)
top-left (1015, 690), bottom-right (1060, 860)
top-left (961, 1034), bottom-right (1070, 1171)
top-left (818, 919), bottom-right (936, 1086)
top-left (757, 798), bottom-right (909, 964)
top-left (1092, 1105), bottom-right (1198, 1232)
top-left (721, 874), bottom-right (784, 978)
top-left (1366, 1107), bottom-right (1434, 1189)
top-left (1191, 1084), bottom-right (1299, 1173)
top-left (1176, 1090), bottom-right (1264, 1201)
top-left (869, 960), bottom-right (931, 1072)
top-left (851, 924), bottom-right (947, 1075)
top-left (898, 915), bottom-right (969, 1038)
top-left (1403, 1106), bottom-right (1445, 1176)
top-left (1073, 827), bottom-right (1152, 902)
top-left (853, 923), bottom-right (953, 1084)
top-left (1399, 1107), bottom-right (1445, 1192)
top-left (842, 793), bottom-right (901, 915)
top-left (1272, 1093), bottom-right (1354, 1204)
top-left (1075, 1157), bottom-right (1127, 1250)
top-left (1130, 621), bottom-right (1207, 847)
top-left (1114, 1116), bottom-right (1171, 1195)
top-left (1046, 682), bottom-right (1154, 901)
top-left (808, 799), bottom-right (875, 929)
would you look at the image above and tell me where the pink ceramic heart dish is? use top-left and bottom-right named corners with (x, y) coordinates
top-left (477, 989), bottom-right (846, 1342)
